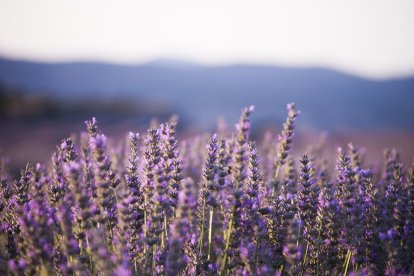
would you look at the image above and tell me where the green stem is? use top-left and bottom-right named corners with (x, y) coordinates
top-left (85, 236), bottom-right (93, 271)
top-left (316, 230), bottom-right (321, 275)
top-left (144, 196), bottom-right (147, 254)
top-left (108, 223), bottom-right (115, 252)
top-left (152, 244), bottom-right (157, 275)
top-left (113, 187), bottom-right (119, 204)
top-left (199, 197), bottom-right (206, 256)
top-left (296, 224), bottom-right (301, 246)
top-left (161, 211), bottom-right (168, 248)
top-left (164, 213), bottom-right (168, 245)
top-left (272, 165), bottom-right (281, 197)
top-left (208, 208), bottom-right (214, 260)
top-left (253, 236), bottom-right (260, 267)
top-left (301, 241), bottom-right (309, 276)
top-left (220, 207), bottom-right (234, 275)
top-left (343, 248), bottom-right (352, 275)
top-left (40, 260), bottom-right (49, 276)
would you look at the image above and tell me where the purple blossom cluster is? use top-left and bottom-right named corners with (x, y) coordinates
top-left (1, 103), bottom-right (414, 275)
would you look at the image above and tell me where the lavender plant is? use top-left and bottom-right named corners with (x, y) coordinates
top-left (0, 103), bottom-right (413, 276)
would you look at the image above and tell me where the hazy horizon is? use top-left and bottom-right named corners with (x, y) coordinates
top-left (2, 55), bottom-right (414, 82)
top-left (1, 0), bottom-right (414, 79)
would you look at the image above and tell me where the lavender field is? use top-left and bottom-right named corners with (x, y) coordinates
top-left (0, 103), bottom-right (413, 275)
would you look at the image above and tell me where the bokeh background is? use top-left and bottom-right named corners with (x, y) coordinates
top-left (0, 0), bottom-right (413, 172)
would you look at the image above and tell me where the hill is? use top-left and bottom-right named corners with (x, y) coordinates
top-left (0, 57), bottom-right (413, 130)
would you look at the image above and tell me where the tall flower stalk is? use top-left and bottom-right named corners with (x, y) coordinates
top-left (221, 106), bottom-right (253, 274)
top-left (86, 118), bottom-right (118, 245)
top-left (272, 103), bottom-right (300, 197)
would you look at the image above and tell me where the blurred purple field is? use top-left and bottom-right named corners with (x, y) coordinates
top-left (1, 58), bottom-right (413, 173)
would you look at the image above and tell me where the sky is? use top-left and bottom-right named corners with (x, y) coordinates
top-left (0, 0), bottom-right (414, 79)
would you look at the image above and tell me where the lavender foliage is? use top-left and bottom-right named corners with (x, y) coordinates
top-left (0, 104), bottom-right (413, 275)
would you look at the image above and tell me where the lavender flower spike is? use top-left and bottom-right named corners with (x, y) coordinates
top-left (274, 103), bottom-right (300, 180)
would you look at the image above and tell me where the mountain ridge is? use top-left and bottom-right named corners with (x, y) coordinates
top-left (1, 57), bottom-right (413, 131)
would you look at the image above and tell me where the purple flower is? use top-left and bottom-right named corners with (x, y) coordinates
top-left (274, 103), bottom-right (300, 171)
top-left (3, 104), bottom-right (414, 275)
